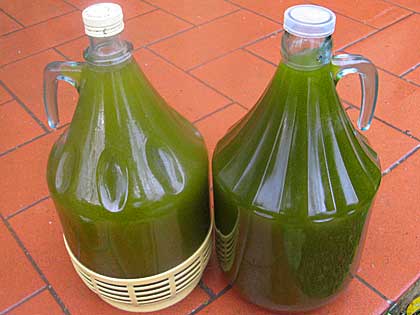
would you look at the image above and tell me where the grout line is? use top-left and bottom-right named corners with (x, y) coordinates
top-left (243, 46), bottom-right (277, 67)
top-left (175, 7), bottom-right (242, 28)
top-left (375, 65), bottom-right (420, 88)
top-left (0, 8), bottom-right (25, 28)
top-left (0, 286), bottom-right (48, 315)
top-left (0, 123), bottom-right (69, 158)
top-left (193, 102), bottom-right (236, 124)
top-left (224, 0), bottom-right (281, 25)
top-left (354, 274), bottom-right (394, 304)
top-left (0, 98), bottom-right (15, 106)
top-left (346, 103), bottom-right (420, 143)
top-left (140, 25), bottom-right (195, 50)
top-left (382, 144), bottom-right (420, 175)
top-left (335, 105), bottom-right (420, 176)
top-left (340, 12), bottom-right (415, 51)
top-left (225, 0), bottom-right (383, 30)
top-left (404, 77), bottom-right (420, 87)
top-left (60, 0), bottom-right (80, 11)
top-left (0, 214), bottom-right (71, 315)
top-left (189, 285), bottom-right (232, 315)
top-left (141, 8), bottom-right (242, 52)
top-left (52, 47), bottom-right (70, 61)
top-left (198, 280), bottom-right (216, 299)
top-left (144, 47), bottom-right (236, 103)
top-left (6, 196), bottom-right (51, 220)
top-left (0, 132), bottom-right (48, 158)
top-left (381, 0), bottom-right (418, 13)
top-left (400, 62), bottom-right (420, 78)
top-left (335, 28), bottom-right (378, 51)
top-left (337, 50), bottom-right (420, 88)
top-left (236, 102), bottom-right (249, 110)
top-left (0, 35), bottom-right (84, 70)
top-left (188, 71), bottom-right (236, 103)
top-left (185, 28), bottom-right (282, 73)
top-left (57, 122), bottom-right (71, 130)
top-left (404, 78), bottom-right (420, 88)
top-left (0, 10), bottom-right (78, 38)
top-left (242, 28), bottom-right (283, 50)
top-left (0, 81), bottom-right (49, 132)
top-left (194, 7), bottom-right (242, 27)
top-left (140, 0), bottom-right (195, 26)
top-left (0, 7), bottom-right (159, 69)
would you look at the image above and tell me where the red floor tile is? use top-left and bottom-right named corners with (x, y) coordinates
top-left (0, 50), bottom-right (78, 127)
top-left (313, 0), bottom-right (411, 28)
top-left (158, 288), bottom-right (209, 315)
top-left (134, 49), bottom-right (230, 121)
top-left (9, 199), bottom-right (209, 315)
top-left (0, 11), bottom-right (22, 36)
top-left (356, 150), bottom-right (420, 300)
top-left (347, 14), bottom-right (420, 76)
top-left (0, 84), bottom-right (12, 104)
top-left (56, 10), bottom-right (192, 60)
top-left (65, 0), bottom-right (154, 19)
top-left (382, 0), bottom-right (420, 11)
top-left (0, 0), bottom-right (75, 26)
top-left (231, 0), bottom-right (409, 29)
top-left (0, 131), bottom-right (59, 217)
top-left (245, 32), bottom-right (281, 65)
top-left (198, 279), bottom-right (388, 315)
top-left (146, 0), bottom-right (238, 25)
top-left (202, 248), bottom-right (229, 295)
top-left (192, 50), bottom-right (275, 108)
top-left (7, 290), bottom-right (64, 315)
top-left (337, 69), bottom-right (420, 138)
top-left (0, 222), bottom-right (44, 312)
top-left (150, 10), bottom-right (279, 70)
top-left (195, 104), bottom-right (247, 154)
top-left (55, 36), bottom-right (86, 61)
top-left (0, 100), bottom-right (45, 153)
top-left (332, 14), bottom-right (376, 49)
top-left (404, 67), bottom-right (420, 86)
top-left (346, 108), bottom-right (419, 171)
top-left (0, 11), bottom-right (83, 67)
top-left (229, 0), bottom-right (306, 22)
top-left (123, 10), bottom-right (191, 48)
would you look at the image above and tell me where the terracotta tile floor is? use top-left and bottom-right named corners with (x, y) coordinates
top-left (0, 0), bottom-right (419, 314)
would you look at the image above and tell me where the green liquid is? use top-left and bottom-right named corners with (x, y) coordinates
top-left (48, 57), bottom-right (210, 278)
top-left (213, 63), bottom-right (381, 311)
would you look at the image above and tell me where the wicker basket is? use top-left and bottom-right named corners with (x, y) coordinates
top-left (64, 221), bottom-right (213, 312)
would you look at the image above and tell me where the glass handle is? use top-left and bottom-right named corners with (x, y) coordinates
top-left (332, 54), bottom-right (378, 131)
top-left (43, 61), bottom-right (84, 129)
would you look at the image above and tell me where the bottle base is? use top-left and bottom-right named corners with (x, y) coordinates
top-left (63, 220), bottom-right (213, 312)
top-left (231, 280), bottom-right (348, 314)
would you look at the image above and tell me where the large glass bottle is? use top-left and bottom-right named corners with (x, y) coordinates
top-left (212, 5), bottom-right (381, 312)
top-left (44, 3), bottom-right (210, 285)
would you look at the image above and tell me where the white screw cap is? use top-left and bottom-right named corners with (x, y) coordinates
top-left (82, 3), bottom-right (124, 38)
top-left (284, 5), bottom-right (336, 38)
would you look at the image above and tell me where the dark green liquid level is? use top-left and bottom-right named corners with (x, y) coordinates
top-left (48, 57), bottom-right (210, 278)
top-left (213, 63), bottom-right (381, 311)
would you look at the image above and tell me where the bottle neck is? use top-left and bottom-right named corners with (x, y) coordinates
top-left (84, 33), bottom-right (133, 66)
top-left (281, 31), bottom-right (332, 71)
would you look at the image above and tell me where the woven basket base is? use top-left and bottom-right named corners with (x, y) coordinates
top-left (63, 222), bottom-right (212, 312)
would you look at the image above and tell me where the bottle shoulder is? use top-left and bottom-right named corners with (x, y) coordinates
top-left (212, 65), bottom-right (381, 218)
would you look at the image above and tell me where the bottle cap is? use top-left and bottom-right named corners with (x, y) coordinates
top-left (283, 5), bottom-right (336, 38)
top-left (82, 3), bottom-right (124, 38)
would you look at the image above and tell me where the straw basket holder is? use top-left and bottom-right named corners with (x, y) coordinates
top-left (63, 221), bottom-right (213, 312)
